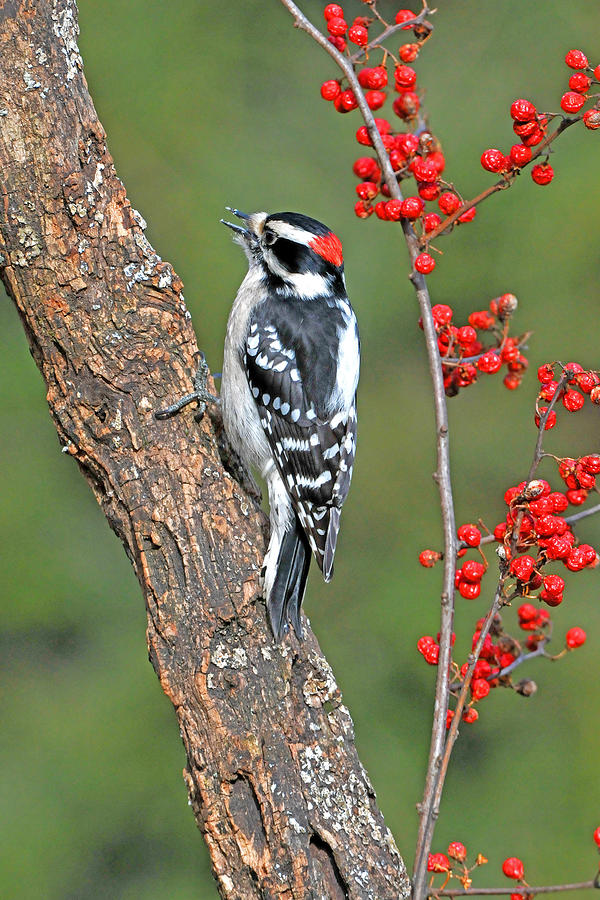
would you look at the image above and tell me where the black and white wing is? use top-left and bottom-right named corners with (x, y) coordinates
top-left (244, 299), bottom-right (358, 580)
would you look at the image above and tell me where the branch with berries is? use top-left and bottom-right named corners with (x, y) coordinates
top-left (425, 832), bottom-right (600, 897)
top-left (279, 2), bottom-right (598, 898)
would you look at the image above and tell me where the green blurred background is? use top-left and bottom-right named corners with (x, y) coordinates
top-left (2, 1), bottom-right (599, 896)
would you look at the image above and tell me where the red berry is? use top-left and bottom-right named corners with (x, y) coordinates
top-left (510, 555), bottom-right (536, 582)
top-left (353, 156), bottom-right (378, 179)
top-left (437, 191), bottom-right (461, 215)
top-left (477, 351), bottom-right (501, 373)
top-left (569, 72), bottom-right (591, 92)
top-left (458, 580), bottom-right (481, 599)
top-left (502, 858), bottom-right (525, 880)
top-left (394, 64), bottom-right (417, 89)
top-left (469, 310), bottom-right (495, 330)
top-left (320, 79), bottom-right (341, 101)
top-left (363, 66), bottom-right (388, 89)
top-left (509, 143), bottom-right (532, 167)
top-left (424, 643), bottom-right (440, 665)
top-left (410, 156), bottom-right (438, 183)
top-left (327, 35), bottom-right (347, 51)
top-left (457, 523), bottom-right (481, 547)
top-left (395, 8), bottom-right (416, 28)
top-left (518, 603), bottom-right (538, 623)
top-left (415, 252), bottom-right (436, 274)
top-left (399, 43), bottom-right (419, 62)
top-left (513, 119), bottom-right (538, 138)
top-left (542, 573), bottom-right (565, 597)
top-left (565, 626), bottom-right (586, 648)
top-left (374, 117), bottom-right (392, 135)
top-left (427, 151), bottom-right (446, 174)
top-left (565, 547), bottom-right (588, 571)
top-left (445, 709), bottom-right (454, 729)
top-left (481, 148), bottom-right (508, 173)
top-left (593, 826), bottom-right (600, 847)
top-left (385, 199), bottom-right (403, 221)
top-left (393, 91), bottom-right (420, 119)
top-left (521, 127), bottom-right (545, 147)
top-left (456, 325), bottom-right (477, 347)
top-left (462, 708), bottom-right (478, 723)
top-left (417, 635), bottom-right (436, 655)
top-left (471, 678), bottom-right (490, 700)
top-left (561, 91), bottom-right (586, 113)
top-left (534, 407), bottom-right (557, 430)
top-left (462, 560), bottom-right (485, 582)
top-left (582, 454), bottom-right (600, 474)
top-left (431, 304), bottom-right (453, 326)
top-left (324, 3), bottom-right (344, 19)
top-left (327, 15), bottom-right (347, 35)
top-left (355, 181), bottom-right (378, 201)
top-left (374, 201), bottom-right (388, 220)
top-left (354, 200), bottom-right (373, 219)
top-left (396, 132), bottom-right (419, 155)
top-left (510, 98), bottom-right (536, 121)
top-left (427, 851), bottom-right (451, 872)
top-left (580, 544), bottom-right (597, 566)
top-left (348, 23), bottom-right (368, 45)
top-left (458, 206), bottom-right (476, 223)
top-left (537, 363), bottom-right (555, 384)
top-left (565, 48), bottom-right (588, 69)
top-left (418, 182), bottom-right (440, 201)
top-left (423, 213), bottom-right (442, 233)
top-left (356, 126), bottom-right (372, 146)
top-left (562, 389), bottom-right (584, 411)
top-left (448, 841), bottom-right (467, 862)
top-left (400, 196), bottom-right (424, 219)
top-left (335, 89), bottom-right (358, 112)
top-left (419, 549), bottom-right (440, 568)
top-left (531, 163), bottom-right (554, 185)
top-left (583, 109), bottom-right (600, 130)
top-left (365, 90), bottom-right (387, 110)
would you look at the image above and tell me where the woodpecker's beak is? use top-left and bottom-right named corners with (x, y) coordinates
top-left (221, 207), bottom-right (252, 237)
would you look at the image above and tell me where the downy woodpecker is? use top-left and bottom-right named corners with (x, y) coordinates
top-left (221, 210), bottom-right (360, 641)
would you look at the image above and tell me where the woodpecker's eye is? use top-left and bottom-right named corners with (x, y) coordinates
top-left (263, 230), bottom-right (277, 247)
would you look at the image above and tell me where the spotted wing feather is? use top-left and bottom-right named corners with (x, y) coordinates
top-left (244, 316), bottom-right (356, 578)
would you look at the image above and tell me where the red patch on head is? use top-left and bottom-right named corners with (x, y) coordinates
top-left (309, 231), bottom-right (343, 267)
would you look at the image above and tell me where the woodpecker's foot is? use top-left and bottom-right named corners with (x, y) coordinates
top-left (155, 352), bottom-right (220, 422)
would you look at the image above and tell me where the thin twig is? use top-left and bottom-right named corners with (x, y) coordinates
top-left (349, 5), bottom-right (434, 66)
top-left (420, 116), bottom-right (582, 247)
top-left (564, 501), bottom-right (600, 525)
top-left (277, 5), bottom-right (456, 898)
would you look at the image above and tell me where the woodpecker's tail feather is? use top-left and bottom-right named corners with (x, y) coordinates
top-left (268, 519), bottom-right (311, 641)
top-left (322, 506), bottom-right (340, 583)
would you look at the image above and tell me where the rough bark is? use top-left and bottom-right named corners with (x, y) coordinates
top-left (0, 3), bottom-right (409, 898)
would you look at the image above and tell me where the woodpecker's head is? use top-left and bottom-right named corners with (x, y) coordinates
top-left (221, 209), bottom-right (345, 299)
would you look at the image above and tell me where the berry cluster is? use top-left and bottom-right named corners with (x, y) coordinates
top-left (480, 49), bottom-right (600, 188)
top-left (429, 831), bottom-right (600, 893)
top-left (416, 294), bottom-right (527, 397)
top-left (319, 6), bottom-right (599, 277)
top-left (417, 602), bottom-right (585, 726)
top-left (417, 357), bottom-right (598, 721)
top-left (536, 360), bottom-right (600, 431)
top-left (426, 841), bottom-right (487, 888)
top-left (320, 4), bottom-right (477, 273)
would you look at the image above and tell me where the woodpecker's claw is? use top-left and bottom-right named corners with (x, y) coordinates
top-left (154, 352), bottom-right (220, 422)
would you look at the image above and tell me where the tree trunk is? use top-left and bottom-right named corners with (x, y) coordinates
top-left (0, 2), bottom-right (409, 897)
